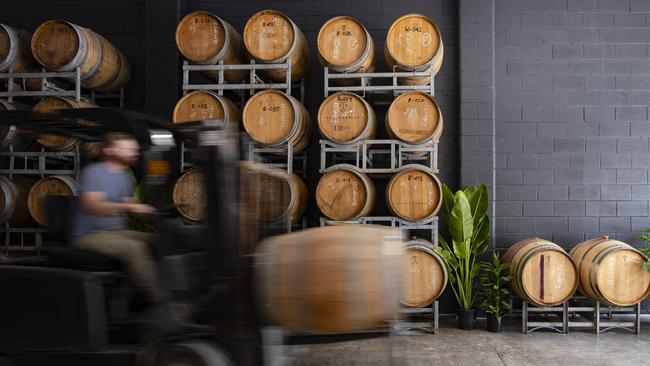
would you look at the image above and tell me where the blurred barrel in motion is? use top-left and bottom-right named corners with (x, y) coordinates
top-left (570, 236), bottom-right (650, 306)
top-left (0, 175), bottom-right (34, 226)
top-left (176, 11), bottom-right (247, 83)
top-left (316, 165), bottom-right (375, 221)
top-left (318, 92), bottom-right (376, 144)
top-left (242, 90), bottom-right (310, 152)
top-left (31, 20), bottom-right (131, 91)
top-left (258, 167), bottom-right (308, 224)
top-left (28, 175), bottom-right (78, 226)
top-left (255, 225), bottom-right (405, 333)
top-left (504, 237), bottom-right (578, 307)
top-left (0, 99), bottom-right (33, 150)
top-left (386, 165), bottom-right (442, 222)
top-left (173, 168), bottom-right (206, 222)
top-left (173, 91), bottom-right (241, 125)
top-left (243, 9), bottom-right (309, 82)
top-left (317, 16), bottom-right (374, 85)
top-left (33, 96), bottom-right (96, 151)
top-left (386, 91), bottom-right (443, 144)
top-left (0, 24), bottom-right (42, 91)
top-left (384, 14), bottom-right (443, 85)
top-left (402, 238), bottom-right (447, 307)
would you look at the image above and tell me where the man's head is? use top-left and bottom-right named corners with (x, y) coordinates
top-left (102, 132), bottom-right (140, 166)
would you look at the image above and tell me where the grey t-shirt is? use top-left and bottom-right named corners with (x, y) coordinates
top-left (72, 162), bottom-right (134, 238)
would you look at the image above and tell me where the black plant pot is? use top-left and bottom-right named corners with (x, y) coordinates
top-left (486, 314), bottom-right (503, 333)
top-left (457, 308), bottom-right (477, 330)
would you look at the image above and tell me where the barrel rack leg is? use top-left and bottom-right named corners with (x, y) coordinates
top-left (262, 326), bottom-right (288, 366)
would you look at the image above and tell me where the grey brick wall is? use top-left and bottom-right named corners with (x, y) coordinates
top-left (494, 0), bottom-right (650, 251)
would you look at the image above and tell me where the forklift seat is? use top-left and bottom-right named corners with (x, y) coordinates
top-left (43, 196), bottom-right (122, 272)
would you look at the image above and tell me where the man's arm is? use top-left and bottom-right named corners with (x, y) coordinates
top-left (80, 191), bottom-right (154, 215)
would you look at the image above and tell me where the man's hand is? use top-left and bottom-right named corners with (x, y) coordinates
top-left (128, 203), bottom-right (156, 214)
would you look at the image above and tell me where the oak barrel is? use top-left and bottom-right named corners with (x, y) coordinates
top-left (0, 24), bottom-right (42, 91)
top-left (317, 92), bottom-right (376, 144)
top-left (317, 16), bottom-right (374, 85)
top-left (173, 168), bottom-right (206, 222)
top-left (0, 175), bottom-right (34, 226)
top-left (569, 236), bottom-right (650, 306)
top-left (402, 238), bottom-right (447, 307)
top-left (386, 165), bottom-right (442, 222)
top-left (255, 225), bottom-right (405, 333)
top-left (31, 20), bottom-right (130, 91)
top-left (28, 175), bottom-right (78, 226)
top-left (258, 167), bottom-right (308, 224)
top-left (33, 97), bottom-right (96, 151)
top-left (503, 237), bottom-right (578, 307)
top-left (0, 99), bottom-right (33, 150)
top-left (316, 165), bottom-right (375, 221)
top-left (242, 90), bottom-right (310, 152)
top-left (386, 91), bottom-right (443, 144)
top-left (176, 11), bottom-right (246, 83)
top-left (173, 91), bottom-right (241, 126)
top-left (384, 14), bottom-right (444, 85)
top-left (243, 10), bottom-right (309, 82)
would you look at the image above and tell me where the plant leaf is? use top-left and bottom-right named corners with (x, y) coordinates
top-left (449, 190), bottom-right (473, 245)
top-left (467, 184), bottom-right (488, 227)
top-left (440, 184), bottom-right (455, 223)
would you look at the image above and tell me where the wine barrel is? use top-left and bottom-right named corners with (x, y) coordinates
top-left (402, 238), bottom-right (447, 307)
top-left (317, 16), bottom-right (374, 85)
top-left (173, 168), bottom-right (205, 221)
top-left (173, 91), bottom-right (241, 126)
top-left (259, 168), bottom-right (308, 224)
top-left (386, 91), bottom-right (443, 144)
top-left (33, 97), bottom-right (96, 151)
top-left (570, 236), bottom-right (650, 306)
top-left (255, 225), bottom-right (405, 333)
top-left (242, 90), bottom-right (310, 152)
top-left (0, 175), bottom-right (34, 226)
top-left (31, 20), bottom-right (130, 91)
top-left (384, 14), bottom-right (444, 85)
top-left (27, 175), bottom-right (78, 226)
top-left (176, 11), bottom-right (246, 83)
top-left (386, 165), bottom-right (442, 222)
top-left (316, 165), bottom-right (375, 221)
top-left (0, 24), bottom-right (42, 91)
top-left (243, 10), bottom-right (309, 82)
top-left (317, 92), bottom-right (376, 144)
top-left (503, 238), bottom-right (578, 307)
top-left (0, 99), bottom-right (33, 150)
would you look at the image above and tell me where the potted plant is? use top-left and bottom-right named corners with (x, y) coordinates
top-left (637, 229), bottom-right (650, 271)
top-left (436, 184), bottom-right (490, 330)
top-left (479, 253), bottom-right (512, 332)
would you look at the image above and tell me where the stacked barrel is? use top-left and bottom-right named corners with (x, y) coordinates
top-left (315, 15), bottom-right (446, 310)
top-left (172, 10), bottom-right (310, 225)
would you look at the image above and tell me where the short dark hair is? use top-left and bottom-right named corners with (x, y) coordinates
top-left (102, 132), bottom-right (136, 148)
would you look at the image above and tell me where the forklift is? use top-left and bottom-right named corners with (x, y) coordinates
top-left (0, 107), bottom-right (262, 365)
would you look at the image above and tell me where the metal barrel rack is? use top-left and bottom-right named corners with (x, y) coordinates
top-left (518, 296), bottom-right (642, 334)
top-left (0, 69), bottom-right (125, 254)
top-left (324, 67), bottom-right (435, 97)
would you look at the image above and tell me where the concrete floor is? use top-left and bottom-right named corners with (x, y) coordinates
top-left (283, 316), bottom-right (650, 366)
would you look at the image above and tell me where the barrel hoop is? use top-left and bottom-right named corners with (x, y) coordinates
top-left (0, 24), bottom-right (18, 72)
top-left (0, 177), bottom-right (15, 224)
top-left (590, 244), bottom-right (627, 305)
top-left (0, 125), bottom-right (18, 150)
top-left (575, 239), bottom-right (607, 293)
top-left (516, 245), bottom-right (561, 303)
top-left (205, 16), bottom-right (232, 65)
top-left (56, 22), bottom-right (89, 72)
top-left (276, 94), bottom-right (301, 146)
top-left (268, 16), bottom-right (300, 64)
top-left (82, 32), bottom-right (104, 81)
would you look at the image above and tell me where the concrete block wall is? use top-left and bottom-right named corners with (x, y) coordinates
top-left (493, 0), bottom-right (650, 250)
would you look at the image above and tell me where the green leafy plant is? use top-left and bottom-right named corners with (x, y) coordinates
top-left (637, 229), bottom-right (650, 271)
top-left (479, 253), bottom-right (512, 321)
top-left (435, 184), bottom-right (491, 310)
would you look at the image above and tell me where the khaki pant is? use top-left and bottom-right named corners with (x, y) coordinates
top-left (72, 230), bottom-right (160, 302)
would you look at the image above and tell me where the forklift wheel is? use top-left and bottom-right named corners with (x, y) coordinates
top-left (151, 341), bottom-right (232, 366)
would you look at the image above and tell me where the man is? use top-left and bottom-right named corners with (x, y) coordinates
top-left (72, 132), bottom-right (160, 302)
